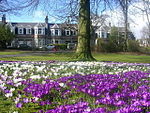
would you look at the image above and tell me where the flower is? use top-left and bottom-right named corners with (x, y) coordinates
top-left (16, 102), bottom-right (23, 108)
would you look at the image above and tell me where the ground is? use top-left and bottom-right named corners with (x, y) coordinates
top-left (0, 50), bottom-right (149, 112)
top-left (0, 50), bottom-right (150, 63)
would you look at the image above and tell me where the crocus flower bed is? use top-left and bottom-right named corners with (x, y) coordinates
top-left (0, 60), bottom-right (149, 113)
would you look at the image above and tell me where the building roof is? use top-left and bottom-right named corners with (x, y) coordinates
top-left (11, 22), bottom-right (38, 28)
top-left (35, 23), bottom-right (47, 27)
top-left (8, 22), bottom-right (77, 29)
top-left (101, 26), bottom-right (110, 32)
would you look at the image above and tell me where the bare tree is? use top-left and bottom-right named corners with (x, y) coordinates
top-left (0, 0), bottom-right (39, 14)
top-left (142, 0), bottom-right (150, 39)
top-left (91, 13), bottom-right (109, 33)
top-left (113, 0), bottom-right (130, 52)
top-left (141, 26), bottom-right (150, 46)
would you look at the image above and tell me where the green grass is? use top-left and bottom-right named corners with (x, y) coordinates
top-left (0, 53), bottom-right (74, 61)
top-left (0, 51), bottom-right (29, 55)
top-left (0, 52), bottom-right (150, 63)
top-left (94, 53), bottom-right (150, 63)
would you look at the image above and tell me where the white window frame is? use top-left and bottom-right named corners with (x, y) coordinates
top-left (18, 28), bottom-right (23, 34)
top-left (38, 28), bottom-right (42, 35)
top-left (55, 29), bottom-right (59, 36)
top-left (37, 28), bottom-right (45, 35)
top-left (26, 28), bottom-right (31, 34)
top-left (66, 30), bottom-right (70, 36)
top-left (51, 29), bottom-right (55, 36)
top-left (71, 30), bottom-right (76, 36)
top-left (42, 28), bottom-right (45, 35)
top-left (35, 28), bottom-right (38, 35)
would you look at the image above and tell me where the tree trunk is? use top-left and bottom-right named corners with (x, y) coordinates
top-left (123, 0), bottom-right (128, 52)
top-left (144, 1), bottom-right (150, 39)
top-left (76, 0), bottom-right (95, 61)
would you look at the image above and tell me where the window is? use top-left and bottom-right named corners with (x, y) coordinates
top-left (66, 30), bottom-right (70, 36)
top-left (55, 29), bottom-right (59, 36)
top-left (18, 28), bottom-right (23, 34)
top-left (102, 32), bottom-right (105, 38)
top-left (107, 33), bottom-right (110, 38)
top-left (42, 28), bottom-right (45, 35)
top-left (51, 29), bottom-right (55, 36)
top-left (39, 40), bottom-right (42, 46)
top-left (55, 41), bottom-right (58, 44)
top-left (73, 31), bottom-right (76, 36)
top-left (38, 28), bottom-right (42, 34)
top-left (35, 28), bottom-right (38, 35)
top-left (71, 30), bottom-right (76, 36)
top-left (43, 40), bottom-right (45, 45)
top-left (99, 32), bottom-right (101, 38)
top-left (26, 28), bottom-right (31, 34)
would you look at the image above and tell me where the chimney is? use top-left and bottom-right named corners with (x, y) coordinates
top-left (45, 16), bottom-right (48, 24)
top-left (2, 14), bottom-right (6, 24)
top-left (109, 22), bottom-right (111, 27)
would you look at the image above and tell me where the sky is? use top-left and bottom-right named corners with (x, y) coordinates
top-left (6, 10), bottom-right (58, 23)
top-left (103, 1), bottom-right (149, 39)
top-left (1, 0), bottom-right (149, 39)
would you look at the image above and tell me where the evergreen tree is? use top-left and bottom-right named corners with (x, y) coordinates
top-left (0, 24), bottom-right (15, 48)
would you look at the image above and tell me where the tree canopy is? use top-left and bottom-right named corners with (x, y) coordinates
top-left (0, 24), bottom-right (15, 48)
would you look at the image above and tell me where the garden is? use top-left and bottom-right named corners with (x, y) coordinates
top-left (0, 60), bottom-right (149, 113)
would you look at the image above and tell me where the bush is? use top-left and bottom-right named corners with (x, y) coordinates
top-left (52, 44), bottom-right (67, 50)
top-left (128, 40), bottom-right (140, 52)
top-left (139, 46), bottom-right (150, 54)
top-left (95, 38), bottom-right (107, 52)
top-left (95, 38), bottom-right (124, 53)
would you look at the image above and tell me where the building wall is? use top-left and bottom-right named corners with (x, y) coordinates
top-left (10, 24), bottom-right (78, 48)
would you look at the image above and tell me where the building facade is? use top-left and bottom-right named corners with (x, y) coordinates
top-left (1, 15), bottom-right (78, 48)
top-left (95, 24), bottom-right (135, 40)
top-left (1, 14), bottom-right (136, 48)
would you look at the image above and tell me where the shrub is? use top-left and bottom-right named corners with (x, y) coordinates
top-left (139, 46), bottom-right (150, 54)
top-left (128, 40), bottom-right (140, 52)
top-left (95, 38), bottom-right (106, 52)
top-left (52, 44), bottom-right (67, 50)
top-left (95, 38), bottom-right (124, 53)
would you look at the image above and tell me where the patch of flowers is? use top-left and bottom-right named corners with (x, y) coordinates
top-left (0, 60), bottom-right (149, 112)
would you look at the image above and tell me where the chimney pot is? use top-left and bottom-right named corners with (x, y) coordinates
top-left (2, 14), bottom-right (6, 24)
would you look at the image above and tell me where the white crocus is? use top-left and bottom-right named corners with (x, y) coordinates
top-left (5, 92), bottom-right (13, 97)
top-left (59, 83), bottom-right (66, 87)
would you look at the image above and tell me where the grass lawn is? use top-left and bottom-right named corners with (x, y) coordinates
top-left (0, 52), bottom-right (150, 63)
top-left (0, 51), bottom-right (29, 55)
top-left (94, 53), bottom-right (150, 63)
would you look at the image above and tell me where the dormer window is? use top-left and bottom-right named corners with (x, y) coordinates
top-left (38, 28), bottom-right (45, 35)
top-left (26, 28), bottom-right (31, 34)
top-left (51, 29), bottom-right (54, 36)
top-left (55, 29), bottom-right (59, 36)
top-left (18, 28), bottom-right (23, 34)
top-left (71, 30), bottom-right (76, 36)
top-left (102, 32), bottom-right (105, 38)
top-left (66, 30), bottom-right (70, 36)
top-left (50, 29), bottom-right (61, 36)
top-left (38, 28), bottom-right (42, 34)
top-left (35, 28), bottom-right (38, 35)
